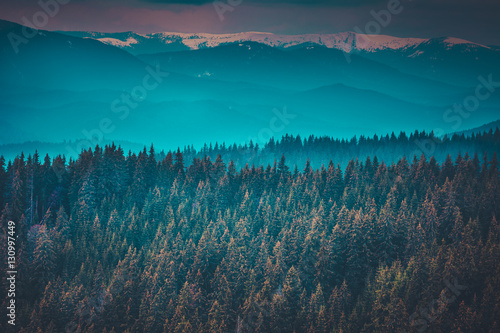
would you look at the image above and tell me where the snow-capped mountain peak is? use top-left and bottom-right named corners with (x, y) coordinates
top-left (62, 29), bottom-right (489, 56)
top-left (103, 31), bottom-right (426, 52)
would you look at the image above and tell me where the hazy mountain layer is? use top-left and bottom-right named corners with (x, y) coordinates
top-left (1, 19), bottom-right (499, 150)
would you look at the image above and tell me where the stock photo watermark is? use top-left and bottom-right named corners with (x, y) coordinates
top-left (443, 74), bottom-right (500, 130)
top-left (47, 64), bottom-right (169, 184)
top-left (412, 74), bottom-right (499, 157)
top-left (344, 0), bottom-right (412, 63)
top-left (213, 0), bottom-right (243, 21)
top-left (63, 64), bottom-right (169, 158)
top-left (236, 298), bottom-right (269, 333)
top-left (8, 0), bottom-right (71, 54)
top-left (402, 277), bottom-right (467, 333)
top-left (247, 106), bottom-right (297, 147)
top-left (6, 221), bottom-right (17, 326)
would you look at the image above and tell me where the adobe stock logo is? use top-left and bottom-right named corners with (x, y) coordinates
top-left (8, 0), bottom-right (71, 54)
top-left (247, 107), bottom-right (297, 146)
top-left (213, 0), bottom-right (243, 21)
top-left (402, 277), bottom-right (467, 333)
top-left (64, 64), bottom-right (169, 157)
top-left (344, 0), bottom-right (408, 63)
top-left (443, 74), bottom-right (500, 130)
top-left (412, 74), bottom-right (499, 158)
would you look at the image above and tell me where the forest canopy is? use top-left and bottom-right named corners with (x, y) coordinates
top-left (0, 130), bottom-right (499, 332)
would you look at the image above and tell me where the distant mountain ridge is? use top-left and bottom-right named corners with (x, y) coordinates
top-left (453, 120), bottom-right (500, 137)
top-left (59, 29), bottom-right (493, 56)
top-left (1, 19), bottom-right (499, 151)
top-left (58, 28), bottom-right (500, 87)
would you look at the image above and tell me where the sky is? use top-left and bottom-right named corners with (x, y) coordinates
top-left (0, 0), bottom-right (499, 44)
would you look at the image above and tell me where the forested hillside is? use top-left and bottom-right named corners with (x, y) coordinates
top-left (168, 129), bottom-right (500, 170)
top-left (0, 131), bottom-right (499, 332)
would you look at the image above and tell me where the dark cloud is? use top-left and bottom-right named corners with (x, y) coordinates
top-left (140, 0), bottom-right (386, 5)
top-left (1, 0), bottom-right (386, 5)
top-left (0, 0), bottom-right (498, 44)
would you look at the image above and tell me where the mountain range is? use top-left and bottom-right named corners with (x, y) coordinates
top-left (1, 19), bottom-right (499, 155)
top-left (62, 29), bottom-right (500, 87)
top-left (60, 30), bottom-right (489, 55)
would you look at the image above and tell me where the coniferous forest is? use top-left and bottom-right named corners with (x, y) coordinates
top-left (1, 130), bottom-right (499, 333)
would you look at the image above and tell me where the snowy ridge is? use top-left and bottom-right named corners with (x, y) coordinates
top-left (97, 37), bottom-right (139, 47)
top-left (132, 31), bottom-right (428, 52)
top-left (442, 37), bottom-right (487, 50)
top-left (352, 34), bottom-right (426, 52)
top-left (81, 30), bottom-right (489, 54)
